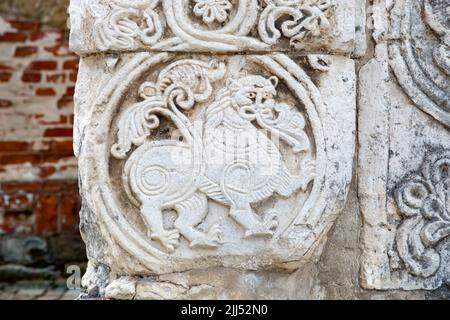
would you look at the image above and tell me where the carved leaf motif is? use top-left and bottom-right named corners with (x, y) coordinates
top-left (111, 98), bottom-right (164, 159)
top-left (91, 1), bottom-right (163, 51)
top-left (111, 59), bottom-right (226, 159)
top-left (259, 0), bottom-right (334, 46)
top-left (395, 149), bottom-right (450, 278)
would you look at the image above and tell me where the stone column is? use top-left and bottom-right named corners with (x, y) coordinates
top-left (68, 0), bottom-right (363, 299)
top-left (359, 0), bottom-right (450, 291)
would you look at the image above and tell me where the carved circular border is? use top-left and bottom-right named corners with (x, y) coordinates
top-left (80, 52), bottom-right (339, 274)
top-left (388, 0), bottom-right (450, 127)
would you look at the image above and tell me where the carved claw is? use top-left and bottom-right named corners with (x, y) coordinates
top-left (150, 229), bottom-right (180, 252)
top-left (189, 224), bottom-right (223, 249)
top-left (244, 211), bottom-right (279, 238)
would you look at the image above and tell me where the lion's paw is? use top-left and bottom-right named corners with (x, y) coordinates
top-left (189, 224), bottom-right (223, 249)
top-left (150, 229), bottom-right (180, 252)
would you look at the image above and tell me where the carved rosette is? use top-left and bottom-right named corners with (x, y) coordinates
top-left (388, 0), bottom-right (449, 127)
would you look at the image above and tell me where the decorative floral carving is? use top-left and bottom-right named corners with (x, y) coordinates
top-left (395, 149), bottom-right (450, 278)
top-left (193, 0), bottom-right (233, 24)
top-left (90, 0), bottom-right (163, 51)
top-left (259, 0), bottom-right (335, 46)
top-left (69, 0), bottom-right (344, 53)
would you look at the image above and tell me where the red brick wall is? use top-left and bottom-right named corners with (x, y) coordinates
top-left (0, 16), bottom-right (80, 237)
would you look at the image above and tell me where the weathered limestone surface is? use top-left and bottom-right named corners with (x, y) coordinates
top-left (359, 0), bottom-right (450, 291)
top-left (70, 0), bottom-right (450, 299)
top-left (68, 0), bottom-right (365, 55)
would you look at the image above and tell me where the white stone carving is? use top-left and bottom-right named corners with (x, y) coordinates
top-left (75, 53), bottom-right (355, 279)
top-left (388, 0), bottom-right (449, 127)
top-left (193, 0), bottom-right (233, 24)
top-left (259, 0), bottom-right (334, 47)
top-left (69, 0), bottom-right (358, 300)
top-left (90, 0), bottom-right (163, 51)
top-left (68, 0), bottom-right (362, 54)
top-left (359, 0), bottom-right (450, 291)
top-left (110, 59), bottom-right (315, 251)
top-left (395, 149), bottom-right (450, 278)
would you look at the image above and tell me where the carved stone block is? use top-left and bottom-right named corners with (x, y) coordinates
top-left (359, 0), bottom-right (450, 290)
top-left (75, 52), bottom-right (355, 286)
top-left (69, 0), bottom-right (360, 299)
top-left (68, 0), bottom-right (365, 55)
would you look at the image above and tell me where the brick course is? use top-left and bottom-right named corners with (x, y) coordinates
top-left (0, 16), bottom-right (80, 237)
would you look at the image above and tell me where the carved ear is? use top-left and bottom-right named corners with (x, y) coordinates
top-left (226, 78), bottom-right (240, 91)
top-left (269, 76), bottom-right (279, 88)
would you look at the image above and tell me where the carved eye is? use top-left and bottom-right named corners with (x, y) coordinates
top-left (247, 92), bottom-right (256, 100)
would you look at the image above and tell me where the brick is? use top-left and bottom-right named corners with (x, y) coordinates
top-left (60, 164), bottom-right (77, 172)
top-left (42, 180), bottom-right (65, 193)
top-left (42, 154), bottom-right (73, 163)
top-left (29, 31), bottom-right (45, 41)
top-left (22, 72), bottom-right (41, 83)
top-left (2, 181), bottom-right (42, 193)
top-left (60, 189), bottom-right (80, 231)
top-left (65, 86), bottom-right (75, 97)
top-left (0, 64), bottom-right (13, 71)
top-left (4, 193), bottom-right (34, 212)
top-left (36, 88), bottom-right (56, 96)
top-left (0, 100), bottom-right (13, 108)
top-left (69, 72), bottom-right (77, 82)
top-left (63, 59), bottom-right (79, 70)
top-left (0, 153), bottom-right (41, 165)
top-left (43, 128), bottom-right (73, 137)
top-left (45, 45), bottom-right (72, 57)
top-left (0, 141), bottom-right (33, 153)
top-left (0, 32), bottom-right (27, 42)
top-left (9, 20), bottom-right (41, 31)
top-left (35, 193), bottom-right (58, 234)
top-left (28, 60), bottom-right (57, 71)
top-left (14, 46), bottom-right (38, 57)
top-left (57, 98), bottom-right (73, 109)
top-left (39, 166), bottom-right (56, 178)
top-left (0, 73), bottom-right (12, 82)
top-left (46, 74), bottom-right (66, 83)
top-left (51, 140), bottom-right (73, 153)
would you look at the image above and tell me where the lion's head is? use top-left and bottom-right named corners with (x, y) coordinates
top-left (226, 75), bottom-right (279, 121)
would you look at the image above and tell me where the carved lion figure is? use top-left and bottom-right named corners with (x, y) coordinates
top-left (112, 60), bottom-right (315, 251)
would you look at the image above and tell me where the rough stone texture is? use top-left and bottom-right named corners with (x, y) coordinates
top-left (68, 0), bottom-right (364, 55)
top-left (359, 0), bottom-right (450, 291)
top-left (75, 52), bottom-right (355, 278)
